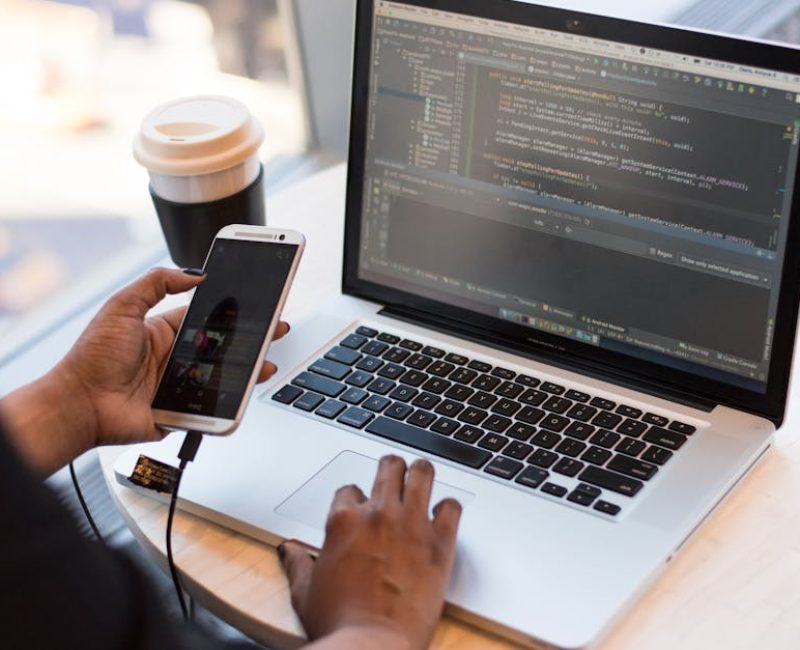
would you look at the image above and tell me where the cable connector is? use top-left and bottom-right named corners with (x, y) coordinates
top-left (178, 430), bottom-right (203, 466)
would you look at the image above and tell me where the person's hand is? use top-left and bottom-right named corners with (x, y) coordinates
top-left (57, 267), bottom-right (289, 449)
top-left (280, 456), bottom-right (463, 650)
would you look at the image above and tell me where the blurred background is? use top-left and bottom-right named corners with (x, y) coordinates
top-left (2, 0), bottom-right (800, 363)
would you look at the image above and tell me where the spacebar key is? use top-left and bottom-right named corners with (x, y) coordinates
top-left (366, 417), bottom-right (492, 469)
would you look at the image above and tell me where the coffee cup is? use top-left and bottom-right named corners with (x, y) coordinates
top-left (133, 95), bottom-right (266, 268)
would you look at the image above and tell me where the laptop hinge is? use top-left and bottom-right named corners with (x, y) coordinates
top-left (380, 305), bottom-right (717, 413)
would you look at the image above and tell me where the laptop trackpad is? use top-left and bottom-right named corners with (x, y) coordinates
top-left (276, 451), bottom-right (475, 531)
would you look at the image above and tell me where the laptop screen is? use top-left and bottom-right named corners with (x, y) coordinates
top-left (351, 0), bottom-right (800, 402)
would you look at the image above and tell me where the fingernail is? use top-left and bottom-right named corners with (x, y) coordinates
top-left (182, 268), bottom-right (205, 277)
top-left (277, 543), bottom-right (286, 563)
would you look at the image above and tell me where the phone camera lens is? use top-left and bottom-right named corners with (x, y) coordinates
top-left (279, 234), bottom-right (286, 241)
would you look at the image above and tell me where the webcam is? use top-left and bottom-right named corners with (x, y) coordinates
top-left (566, 18), bottom-right (584, 33)
top-left (279, 234), bottom-right (286, 241)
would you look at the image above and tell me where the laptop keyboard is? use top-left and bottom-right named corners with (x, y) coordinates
top-left (271, 326), bottom-right (700, 518)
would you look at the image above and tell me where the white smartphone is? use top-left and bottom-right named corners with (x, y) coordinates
top-left (152, 225), bottom-right (305, 435)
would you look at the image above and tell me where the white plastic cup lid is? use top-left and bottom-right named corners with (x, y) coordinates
top-left (133, 95), bottom-right (264, 177)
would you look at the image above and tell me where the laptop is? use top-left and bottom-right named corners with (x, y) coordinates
top-left (115, 0), bottom-right (800, 646)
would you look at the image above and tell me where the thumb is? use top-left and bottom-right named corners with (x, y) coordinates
top-left (279, 541), bottom-right (315, 617)
top-left (112, 268), bottom-right (204, 319)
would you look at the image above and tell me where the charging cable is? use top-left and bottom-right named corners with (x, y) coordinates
top-left (69, 461), bottom-right (105, 544)
top-left (167, 430), bottom-right (204, 621)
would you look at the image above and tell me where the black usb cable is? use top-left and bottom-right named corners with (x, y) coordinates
top-left (69, 460), bottom-right (105, 543)
top-left (167, 431), bottom-right (204, 621)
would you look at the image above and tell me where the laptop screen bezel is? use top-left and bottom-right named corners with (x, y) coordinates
top-left (342, 0), bottom-right (800, 426)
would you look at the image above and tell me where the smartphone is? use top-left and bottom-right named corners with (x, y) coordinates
top-left (152, 225), bottom-right (305, 435)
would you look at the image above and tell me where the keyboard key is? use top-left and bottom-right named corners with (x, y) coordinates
top-left (341, 334), bottom-right (368, 350)
top-left (541, 382), bottom-right (565, 395)
top-left (294, 391), bottom-right (325, 412)
top-left (515, 374), bottom-right (540, 388)
top-left (428, 360), bottom-right (456, 377)
top-left (389, 385), bottom-right (418, 403)
top-left (618, 419), bottom-right (648, 438)
top-left (407, 410), bottom-right (437, 429)
top-left (309, 358), bottom-right (351, 380)
top-left (503, 441), bottom-right (534, 460)
top-left (384, 347), bottom-right (411, 363)
top-left (484, 415), bottom-right (512, 434)
top-left (362, 395), bottom-right (391, 412)
top-left (399, 339), bottom-right (423, 351)
top-left (643, 413), bottom-right (669, 427)
top-left (315, 399), bottom-right (347, 419)
top-left (484, 456), bottom-right (523, 479)
top-left (616, 438), bottom-right (646, 457)
top-left (386, 402), bottom-right (414, 421)
top-left (567, 404), bottom-right (597, 422)
top-left (556, 438), bottom-right (586, 458)
top-left (579, 466), bottom-right (644, 497)
top-left (616, 405), bottom-right (643, 419)
top-left (581, 446), bottom-right (613, 466)
top-left (356, 326), bottom-right (378, 338)
top-left (412, 392), bottom-right (441, 410)
top-left (431, 417), bottom-right (460, 436)
top-left (641, 446), bottom-right (673, 466)
top-left (590, 429), bottom-right (621, 449)
top-left (399, 370), bottom-right (427, 387)
top-left (495, 381), bottom-right (524, 399)
top-left (507, 421), bottom-right (537, 441)
top-left (540, 414), bottom-right (569, 433)
top-left (406, 353), bottom-right (433, 370)
top-left (341, 388), bottom-right (369, 405)
top-left (479, 433), bottom-right (510, 452)
top-left (515, 466), bottom-right (549, 489)
top-left (357, 356), bottom-right (384, 372)
top-left (607, 455), bottom-right (658, 481)
top-left (458, 407), bottom-right (489, 426)
top-left (542, 482), bottom-right (568, 498)
top-left (565, 389), bottom-right (590, 402)
top-left (346, 371), bottom-right (374, 388)
top-left (367, 418), bottom-right (493, 469)
top-left (435, 400), bottom-right (464, 418)
top-left (445, 384), bottom-right (474, 401)
top-left (272, 385), bottom-right (303, 404)
top-left (590, 397), bottom-right (616, 410)
top-left (517, 406), bottom-right (546, 425)
top-left (292, 372), bottom-right (346, 397)
top-left (337, 407), bottom-right (374, 429)
top-left (529, 449), bottom-right (558, 468)
top-left (377, 332), bottom-right (400, 344)
top-left (669, 420), bottom-right (697, 435)
top-left (594, 500), bottom-right (621, 516)
top-left (520, 389), bottom-right (548, 407)
top-left (472, 374), bottom-right (501, 391)
top-left (421, 377), bottom-right (451, 395)
top-left (491, 399), bottom-right (521, 417)
top-left (468, 391), bottom-right (497, 409)
top-left (543, 396), bottom-right (572, 414)
top-left (643, 427), bottom-right (687, 451)
top-left (567, 490), bottom-right (597, 507)
top-left (362, 340), bottom-right (389, 357)
top-left (454, 425), bottom-right (484, 444)
top-left (492, 366), bottom-right (516, 380)
top-left (450, 367), bottom-right (478, 384)
top-left (564, 421), bottom-right (596, 440)
top-left (468, 360), bottom-right (492, 373)
top-left (531, 429), bottom-right (561, 449)
top-left (325, 346), bottom-right (362, 365)
top-left (554, 457), bottom-right (585, 478)
top-left (575, 483), bottom-right (601, 498)
top-left (377, 363), bottom-right (405, 380)
top-left (593, 411), bottom-right (623, 429)
top-left (422, 346), bottom-right (445, 359)
top-left (444, 353), bottom-right (468, 365)
top-left (366, 377), bottom-right (396, 395)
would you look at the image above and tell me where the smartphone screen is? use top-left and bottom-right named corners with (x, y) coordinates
top-left (153, 238), bottom-right (299, 420)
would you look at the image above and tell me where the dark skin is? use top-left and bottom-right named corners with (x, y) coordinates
top-left (1, 267), bottom-right (464, 650)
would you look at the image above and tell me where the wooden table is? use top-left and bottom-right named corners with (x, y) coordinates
top-left (89, 163), bottom-right (800, 649)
